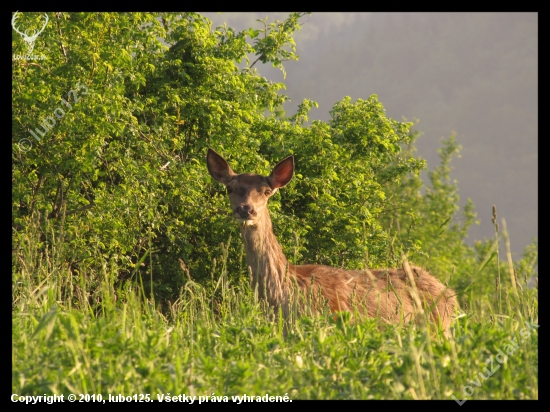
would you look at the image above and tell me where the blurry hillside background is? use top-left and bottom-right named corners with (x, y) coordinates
top-left (203, 12), bottom-right (537, 257)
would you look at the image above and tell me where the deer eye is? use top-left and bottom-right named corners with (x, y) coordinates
top-left (265, 190), bottom-right (272, 196)
top-left (226, 187), bottom-right (233, 194)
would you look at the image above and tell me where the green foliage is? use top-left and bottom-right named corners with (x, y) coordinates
top-left (249, 13), bottom-right (308, 79)
top-left (380, 133), bottom-right (478, 277)
top-left (12, 241), bottom-right (538, 399)
top-left (13, 12), bottom-right (425, 303)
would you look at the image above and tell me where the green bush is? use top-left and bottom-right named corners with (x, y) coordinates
top-left (13, 13), bottom-right (426, 305)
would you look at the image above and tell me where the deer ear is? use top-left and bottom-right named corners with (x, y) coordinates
top-left (269, 155), bottom-right (294, 189)
top-left (207, 148), bottom-right (235, 185)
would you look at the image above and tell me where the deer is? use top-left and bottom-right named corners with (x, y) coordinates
top-left (206, 148), bottom-right (458, 337)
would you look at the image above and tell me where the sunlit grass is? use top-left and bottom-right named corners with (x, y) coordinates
top-left (12, 216), bottom-right (537, 400)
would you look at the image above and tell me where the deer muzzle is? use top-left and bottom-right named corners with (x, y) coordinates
top-left (235, 205), bottom-right (255, 219)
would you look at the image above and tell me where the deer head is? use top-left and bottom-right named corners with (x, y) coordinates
top-left (206, 148), bottom-right (294, 225)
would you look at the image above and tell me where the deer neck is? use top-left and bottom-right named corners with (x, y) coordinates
top-left (239, 208), bottom-right (291, 313)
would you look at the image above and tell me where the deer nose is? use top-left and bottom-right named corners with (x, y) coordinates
top-left (236, 205), bottom-right (254, 218)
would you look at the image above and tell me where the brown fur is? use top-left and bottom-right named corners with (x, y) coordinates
top-left (207, 148), bottom-right (457, 336)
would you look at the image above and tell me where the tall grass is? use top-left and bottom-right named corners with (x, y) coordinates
top-left (12, 213), bottom-right (537, 400)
